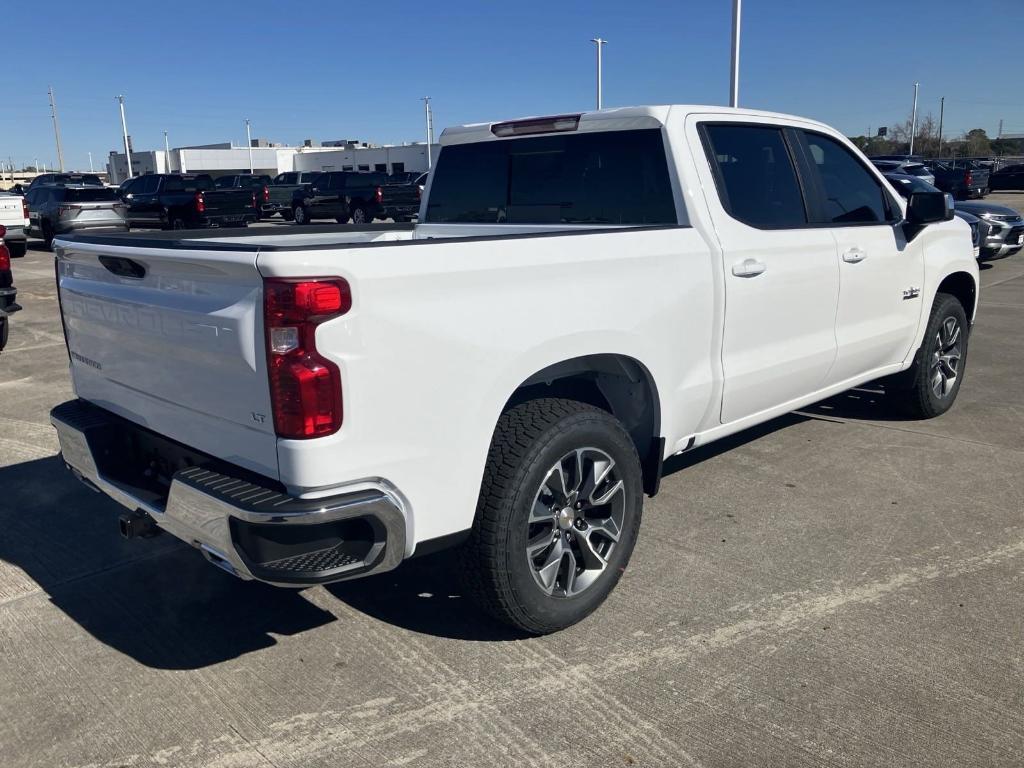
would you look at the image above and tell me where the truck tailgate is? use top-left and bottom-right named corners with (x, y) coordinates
top-left (55, 239), bottom-right (279, 479)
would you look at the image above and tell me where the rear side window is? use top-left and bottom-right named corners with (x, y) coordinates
top-left (702, 124), bottom-right (807, 228)
top-left (425, 128), bottom-right (677, 225)
top-left (801, 132), bottom-right (891, 224)
top-left (65, 188), bottom-right (118, 202)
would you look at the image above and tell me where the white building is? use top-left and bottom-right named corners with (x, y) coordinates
top-left (107, 140), bottom-right (439, 183)
top-left (108, 145), bottom-right (298, 184)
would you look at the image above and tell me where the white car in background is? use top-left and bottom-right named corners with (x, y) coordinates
top-left (0, 192), bottom-right (28, 257)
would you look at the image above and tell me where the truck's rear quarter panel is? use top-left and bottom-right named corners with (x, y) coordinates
top-left (258, 226), bottom-right (716, 548)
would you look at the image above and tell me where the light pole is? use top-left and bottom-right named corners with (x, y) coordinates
top-left (164, 130), bottom-right (171, 173)
top-left (909, 82), bottom-right (919, 156)
top-left (117, 95), bottom-right (133, 179)
top-left (730, 0), bottom-right (742, 107)
top-left (245, 119), bottom-right (254, 173)
top-left (88, 152), bottom-right (94, 172)
top-left (590, 38), bottom-right (607, 110)
top-left (48, 86), bottom-right (65, 172)
top-left (937, 96), bottom-right (945, 157)
top-left (421, 97), bottom-right (434, 169)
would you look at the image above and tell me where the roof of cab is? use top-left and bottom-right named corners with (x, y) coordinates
top-left (439, 105), bottom-right (836, 146)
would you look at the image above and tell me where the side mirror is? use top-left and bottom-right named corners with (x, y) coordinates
top-left (906, 191), bottom-right (954, 226)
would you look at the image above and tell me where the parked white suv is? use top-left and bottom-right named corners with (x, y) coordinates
top-left (50, 106), bottom-right (978, 633)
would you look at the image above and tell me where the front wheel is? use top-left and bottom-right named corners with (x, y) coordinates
top-left (461, 398), bottom-right (643, 634)
top-left (293, 204), bottom-right (309, 225)
top-left (897, 292), bottom-right (969, 418)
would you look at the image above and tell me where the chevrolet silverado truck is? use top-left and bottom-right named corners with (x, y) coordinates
top-left (120, 174), bottom-right (256, 230)
top-left (268, 172), bottom-right (323, 220)
top-left (50, 106), bottom-right (978, 634)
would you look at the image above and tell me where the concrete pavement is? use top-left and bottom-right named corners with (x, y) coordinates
top-left (0, 229), bottom-right (1022, 767)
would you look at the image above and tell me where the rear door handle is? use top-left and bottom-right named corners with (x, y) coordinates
top-left (842, 248), bottom-right (867, 263)
top-left (731, 258), bottom-right (767, 278)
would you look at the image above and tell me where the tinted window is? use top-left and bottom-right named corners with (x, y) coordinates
top-left (803, 132), bottom-right (890, 224)
top-left (164, 176), bottom-right (213, 193)
top-left (426, 128), bottom-right (676, 225)
top-left (65, 188), bottom-right (118, 202)
top-left (136, 175), bottom-right (159, 194)
top-left (215, 176), bottom-right (234, 188)
top-left (276, 173), bottom-right (296, 184)
top-left (903, 164), bottom-right (930, 177)
top-left (703, 124), bottom-right (807, 228)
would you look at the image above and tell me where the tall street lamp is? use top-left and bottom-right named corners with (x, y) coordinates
top-left (590, 38), bottom-right (607, 110)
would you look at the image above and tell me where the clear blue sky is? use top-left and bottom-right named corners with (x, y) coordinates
top-left (3, 0), bottom-right (1022, 171)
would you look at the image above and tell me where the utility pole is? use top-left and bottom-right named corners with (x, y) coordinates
top-left (164, 130), bottom-right (171, 173)
top-left (421, 97), bottom-right (434, 169)
top-left (937, 96), bottom-right (944, 157)
top-left (729, 0), bottom-right (742, 107)
top-left (48, 86), bottom-right (65, 172)
top-left (245, 119), bottom-right (254, 173)
top-left (909, 82), bottom-right (919, 156)
top-left (998, 119), bottom-right (1003, 139)
top-left (590, 38), bottom-right (607, 110)
top-left (88, 152), bottom-right (94, 172)
top-left (117, 95), bottom-right (133, 179)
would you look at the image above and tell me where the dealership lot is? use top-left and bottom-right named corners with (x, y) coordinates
top-left (1, 214), bottom-right (1023, 767)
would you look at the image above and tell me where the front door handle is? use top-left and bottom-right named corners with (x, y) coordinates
top-left (732, 258), bottom-right (767, 278)
top-left (842, 248), bottom-right (867, 263)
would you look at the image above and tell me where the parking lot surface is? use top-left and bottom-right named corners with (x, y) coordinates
top-left (1, 218), bottom-right (1023, 767)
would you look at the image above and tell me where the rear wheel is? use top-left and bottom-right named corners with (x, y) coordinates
top-left (349, 203), bottom-right (370, 224)
top-left (896, 292), bottom-right (968, 418)
top-left (461, 398), bottom-right (643, 634)
top-left (171, 217), bottom-right (187, 230)
top-left (42, 222), bottom-right (55, 250)
top-left (8, 242), bottom-right (26, 258)
top-left (293, 204), bottom-right (309, 225)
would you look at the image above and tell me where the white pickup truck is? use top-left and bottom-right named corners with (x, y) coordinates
top-left (0, 192), bottom-right (29, 258)
top-left (50, 106), bottom-right (978, 634)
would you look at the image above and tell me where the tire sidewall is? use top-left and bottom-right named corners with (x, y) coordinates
top-left (498, 413), bottom-right (643, 631)
top-left (917, 294), bottom-right (969, 416)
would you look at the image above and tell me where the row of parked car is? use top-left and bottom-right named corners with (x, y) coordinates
top-left (872, 157), bottom-right (1024, 260)
top-left (0, 168), bottom-right (429, 249)
top-left (869, 154), bottom-right (1024, 200)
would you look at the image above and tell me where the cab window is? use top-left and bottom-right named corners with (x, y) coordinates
top-left (801, 132), bottom-right (894, 224)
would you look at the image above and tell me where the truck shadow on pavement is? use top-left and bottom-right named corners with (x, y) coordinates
top-left (0, 455), bottom-right (337, 670)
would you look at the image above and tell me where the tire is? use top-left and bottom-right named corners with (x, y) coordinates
top-left (281, 210), bottom-right (294, 222)
top-left (8, 242), bottom-right (26, 258)
top-left (897, 292), bottom-right (969, 419)
top-left (293, 204), bottom-right (309, 225)
top-left (170, 217), bottom-right (187, 230)
top-left (42, 222), bottom-right (55, 250)
top-left (349, 204), bottom-right (370, 225)
top-left (461, 398), bottom-right (643, 634)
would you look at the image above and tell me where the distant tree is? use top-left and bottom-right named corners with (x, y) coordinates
top-left (962, 128), bottom-right (992, 156)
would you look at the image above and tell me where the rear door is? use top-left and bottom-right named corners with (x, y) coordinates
top-left (55, 239), bottom-right (279, 477)
top-left (693, 119), bottom-right (840, 424)
top-left (796, 131), bottom-right (925, 382)
top-left (126, 175), bottom-right (160, 225)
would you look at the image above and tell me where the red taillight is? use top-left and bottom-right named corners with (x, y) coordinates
top-left (264, 278), bottom-right (352, 439)
top-left (964, 171), bottom-right (973, 186)
top-left (262, 185), bottom-right (269, 203)
top-left (21, 199), bottom-right (29, 219)
top-left (252, 192), bottom-right (258, 210)
top-left (194, 191), bottom-right (206, 213)
top-left (374, 186), bottom-right (382, 205)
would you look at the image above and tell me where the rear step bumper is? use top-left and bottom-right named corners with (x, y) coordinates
top-left (50, 399), bottom-right (407, 587)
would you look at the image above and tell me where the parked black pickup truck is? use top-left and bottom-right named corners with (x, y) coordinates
top-left (291, 171), bottom-right (385, 224)
top-left (214, 174), bottom-right (273, 218)
top-left (120, 174), bottom-right (257, 230)
top-left (380, 173), bottom-right (427, 222)
top-left (928, 161), bottom-right (990, 199)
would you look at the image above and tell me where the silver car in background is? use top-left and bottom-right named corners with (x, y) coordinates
top-left (871, 159), bottom-right (936, 186)
top-left (25, 184), bottom-right (127, 249)
top-left (954, 200), bottom-right (1024, 260)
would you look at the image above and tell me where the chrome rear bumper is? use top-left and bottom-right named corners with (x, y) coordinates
top-left (50, 399), bottom-right (407, 586)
